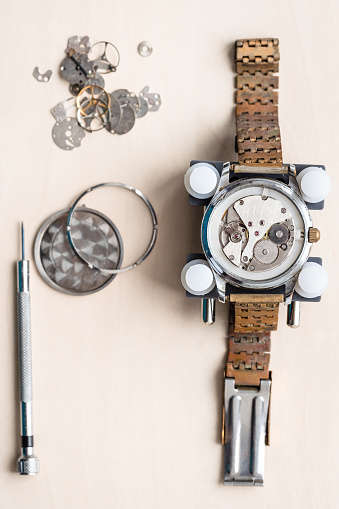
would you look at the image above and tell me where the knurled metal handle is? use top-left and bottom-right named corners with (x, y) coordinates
top-left (17, 292), bottom-right (33, 403)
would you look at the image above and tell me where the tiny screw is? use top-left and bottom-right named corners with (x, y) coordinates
top-left (243, 256), bottom-right (248, 262)
top-left (281, 243), bottom-right (287, 251)
top-left (249, 265), bottom-right (255, 271)
top-left (281, 208), bottom-right (286, 213)
top-left (229, 255), bottom-right (235, 260)
top-left (231, 233), bottom-right (241, 241)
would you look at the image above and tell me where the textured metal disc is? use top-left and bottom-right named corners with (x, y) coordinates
top-left (112, 89), bottom-right (140, 114)
top-left (60, 54), bottom-right (94, 85)
top-left (105, 95), bottom-right (122, 133)
top-left (84, 73), bottom-right (105, 89)
top-left (52, 118), bottom-right (85, 151)
top-left (51, 98), bottom-right (76, 122)
top-left (34, 208), bottom-right (123, 295)
top-left (113, 104), bottom-right (136, 135)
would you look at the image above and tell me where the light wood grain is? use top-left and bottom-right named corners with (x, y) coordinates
top-left (0, 0), bottom-right (338, 508)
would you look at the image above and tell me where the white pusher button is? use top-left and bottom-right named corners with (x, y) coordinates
top-left (294, 262), bottom-right (328, 299)
top-left (184, 163), bottom-right (220, 199)
top-left (181, 260), bottom-right (216, 295)
top-left (297, 166), bottom-right (331, 204)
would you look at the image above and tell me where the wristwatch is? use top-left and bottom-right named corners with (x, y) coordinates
top-left (181, 38), bottom-right (331, 486)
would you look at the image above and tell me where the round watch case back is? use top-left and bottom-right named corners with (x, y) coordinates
top-left (34, 207), bottom-right (123, 296)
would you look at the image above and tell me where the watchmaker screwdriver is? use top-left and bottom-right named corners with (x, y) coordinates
top-left (16, 223), bottom-right (39, 475)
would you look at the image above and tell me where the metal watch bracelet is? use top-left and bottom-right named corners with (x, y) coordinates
top-left (223, 38), bottom-right (284, 486)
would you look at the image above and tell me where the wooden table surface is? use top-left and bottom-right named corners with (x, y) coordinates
top-left (0, 0), bottom-right (338, 507)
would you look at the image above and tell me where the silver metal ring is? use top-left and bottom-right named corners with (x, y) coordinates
top-left (138, 41), bottom-right (153, 57)
top-left (66, 183), bottom-right (158, 274)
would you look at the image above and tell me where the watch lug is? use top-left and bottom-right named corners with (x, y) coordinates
top-left (214, 162), bottom-right (230, 196)
top-left (213, 271), bottom-right (226, 303)
top-left (287, 165), bottom-right (302, 195)
top-left (284, 275), bottom-right (298, 304)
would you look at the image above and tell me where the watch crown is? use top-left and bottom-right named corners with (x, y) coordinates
top-left (308, 227), bottom-right (320, 243)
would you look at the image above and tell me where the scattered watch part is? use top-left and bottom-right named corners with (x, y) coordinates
top-left (33, 67), bottom-right (52, 82)
top-left (136, 96), bottom-right (149, 118)
top-left (89, 41), bottom-right (120, 74)
top-left (181, 260), bottom-right (216, 296)
top-left (52, 117), bottom-right (85, 150)
top-left (77, 98), bottom-right (110, 132)
top-left (139, 86), bottom-right (151, 98)
top-left (84, 73), bottom-right (105, 89)
top-left (76, 85), bottom-right (111, 132)
top-left (105, 96), bottom-right (122, 133)
top-left (60, 54), bottom-right (95, 85)
top-left (50, 97), bottom-right (76, 122)
top-left (67, 35), bottom-right (91, 55)
top-left (138, 41), bottom-right (153, 57)
top-left (45, 36), bottom-right (162, 149)
top-left (139, 86), bottom-right (162, 112)
top-left (76, 85), bottom-right (110, 114)
top-left (69, 83), bottom-right (82, 96)
top-left (34, 208), bottom-right (123, 296)
top-left (112, 89), bottom-right (140, 114)
top-left (112, 104), bottom-right (136, 135)
top-left (145, 93), bottom-right (161, 112)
